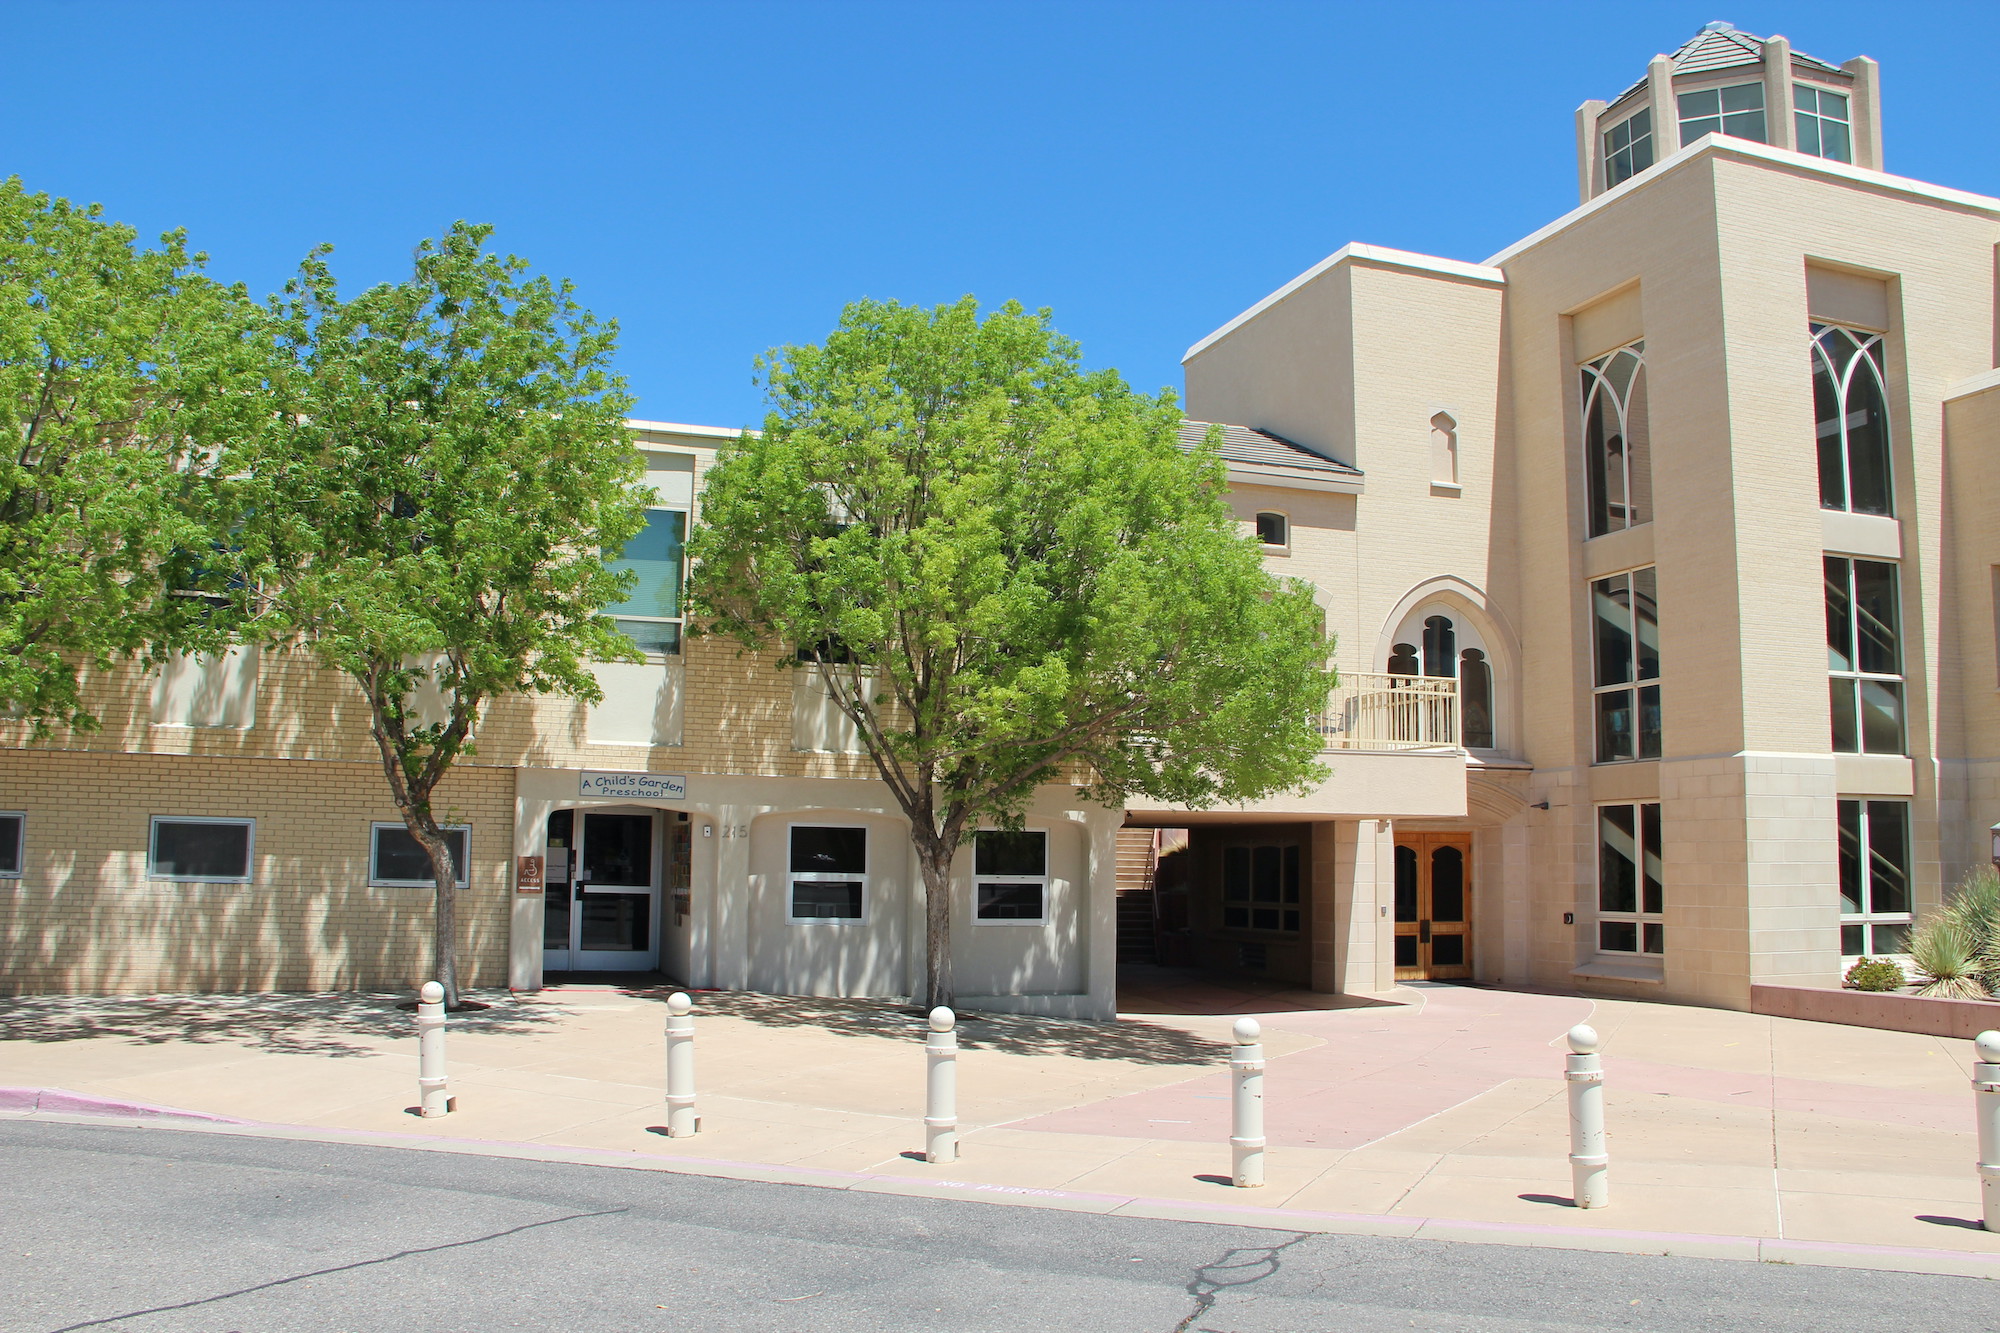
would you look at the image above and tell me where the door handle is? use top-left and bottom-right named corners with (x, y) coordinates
top-left (1419, 920), bottom-right (1431, 943)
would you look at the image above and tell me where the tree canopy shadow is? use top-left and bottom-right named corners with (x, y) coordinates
top-left (0, 989), bottom-right (556, 1058)
top-left (606, 985), bottom-right (1230, 1067)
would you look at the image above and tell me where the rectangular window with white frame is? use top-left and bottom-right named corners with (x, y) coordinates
top-left (369, 822), bottom-right (471, 888)
top-left (1591, 567), bottom-right (1661, 763)
top-left (1839, 799), bottom-right (1910, 957)
top-left (604, 507), bottom-right (688, 656)
top-left (789, 824), bottom-right (867, 923)
top-left (0, 812), bottom-right (22, 878)
top-left (149, 816), bottom-right (254, 883)
top-left (974, 830), bottom-right (1048, 924)
top-left (1825, 556), bottom-right (1904, 755)
top-left (1597, 802), bottom-right (1663, 955)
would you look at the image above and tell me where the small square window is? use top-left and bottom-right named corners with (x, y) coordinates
top-left (975, 829), bottom-right (1049, 924)
top-left (1255, 512), bottom-right (1288, 548)
top-left (791, 880), bottom-right (864, 920)
top-left (149, 817), bottom-right (254, 883)
top-left (0, 812), bottom-right (22, 877)
top-left (370, 823), bottom-right (470, 887)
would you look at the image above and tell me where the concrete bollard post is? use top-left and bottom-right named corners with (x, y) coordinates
top-left (1565, 1023), bottom-right (1608, 1208)
top-left (665, 992), bottom-right (697, 1138)
top-left (1974, 1030), bottom-right (2000, 1232)
top-left (1230, 1017), bottom-right (1266, 1188)
top-left (924, 1006), bottom-right (958, 1164)
top-left (417, 981), bottom-right (450, 1118)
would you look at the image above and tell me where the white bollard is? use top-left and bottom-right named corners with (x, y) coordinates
top-left (417, 981), bottom-right (450, 1117)
top-left (665, 992), bottom-right (697, 1138)
top-left (924, 1006), bottom-right (958, 1164)
top-left (1565, 1023), bottom-right (1608, 1208)
top-left (1973, 1030), bottom-right (2000, 1232)
top-left (1230, 1017), bottom-right (1266, 1188)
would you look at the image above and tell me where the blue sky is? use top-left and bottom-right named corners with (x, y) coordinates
top-left (7, 2), bottom-right (1994, 427)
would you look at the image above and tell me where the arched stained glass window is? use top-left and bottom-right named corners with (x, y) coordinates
top-left (1811, 324), bottom-right (1891, 516)
top-left (1581, 340), bottom-right (1650, 538)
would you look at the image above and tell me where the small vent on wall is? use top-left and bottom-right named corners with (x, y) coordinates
top-left (1237, 942), bottom-right (1268, 971)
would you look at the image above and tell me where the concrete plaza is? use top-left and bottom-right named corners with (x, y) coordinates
top-left (1, 971), bottom-right (1995, 1279)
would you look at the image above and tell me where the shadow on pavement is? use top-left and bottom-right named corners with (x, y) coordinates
top-left (579, 984), bottom-right (1231, 1067)
top-left (0, 991), bottom-right (557, 1058)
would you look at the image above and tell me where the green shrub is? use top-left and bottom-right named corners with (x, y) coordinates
top-left (1843, 957), bottom-right (1905, 992)
top-left (1908, 915), bottom-right (1986, 1000)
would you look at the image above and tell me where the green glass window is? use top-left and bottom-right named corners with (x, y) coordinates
top-left (605, 509), bottom-right (687, 655)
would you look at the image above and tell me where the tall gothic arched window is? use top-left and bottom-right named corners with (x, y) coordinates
top-left (1422, 616), bottom-right (1456, 678)
top-left (1460, 648), bottom-right (1494, 748)
top-left (1581, 340), bottom-right (1650, 537)
top-left (1812, 324), bottom-right (1891, 516)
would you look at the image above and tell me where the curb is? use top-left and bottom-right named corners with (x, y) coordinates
top-left (3, 1092), bottom-right (1994, 1281)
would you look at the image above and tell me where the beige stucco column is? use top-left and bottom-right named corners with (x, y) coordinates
top-left (1081, 806), bottom-right (1122, 1019)
top-left (1844, 56), bottom-right (1883, 170)
top-left (1645, 56), bottom-right (1677, 163)
top-left (1574, 99), bottom-right (1607, 202)
top-left (1320, 819), bottom-right (1396, 993)
top-left (1762, 36), bottom-right (1796, 151)
top-left (509, 785), bottom-right (550, 991)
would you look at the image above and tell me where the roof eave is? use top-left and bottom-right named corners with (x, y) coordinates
top-left (1224, 461), bottom-right (1366, 495)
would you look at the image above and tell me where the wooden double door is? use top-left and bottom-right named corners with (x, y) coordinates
top-left (1394, 833), bottom-right (1473, 981)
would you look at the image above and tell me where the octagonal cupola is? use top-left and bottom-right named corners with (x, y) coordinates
top-left (1577, 21), bottom-right (1881, 201)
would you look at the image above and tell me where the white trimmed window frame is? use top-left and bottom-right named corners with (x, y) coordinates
top-left (148, 815), bottom-right (255, 884)
top-left (368, 822), bottom-right (471, 888)
top-left (787, 821), bottom-right (870, 925)
top-left (0, 811), bottom-right (22, 878)
top-left (1253, 510), bottom-right (1290, 553)
top-left (972, 829), bottom-right (1050, 927)
top-left (1596, 801), bottom-right (1664, 957)
top-left (605, 506), bottom-right (689, 660)
top-left (1838, 798), bottom-right (1912, 958)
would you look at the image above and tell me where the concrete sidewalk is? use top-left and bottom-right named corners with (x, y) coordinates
top-left (2, 976), bottom-right (1995, 1279)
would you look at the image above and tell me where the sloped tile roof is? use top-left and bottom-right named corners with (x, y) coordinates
top-left (1179, 420), bottom-right (1364, 480)
top-left (1611, 24), bottom-right (1845, 104)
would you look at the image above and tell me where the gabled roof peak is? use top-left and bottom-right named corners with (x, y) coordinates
top-left (1664, 22), bottom-right (1843, 77)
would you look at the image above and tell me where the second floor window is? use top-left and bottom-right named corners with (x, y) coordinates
top-left (1603, 109), bottom-right (1654, 188)
top-left (1582, 340), bottom-right (1650, 537)
top-left (1678, 82), bottom-right (1766, 145)
top-left (1794, 86), bottom-right (1852, 163)
top-left (1826, 556), bottom-right (1904, 755)
top-left (604, 508), bottom-right (688, 656)
top-left (1812, 324), bottom-right (1891, 516)
top-left (1592, 568), bottom-right (1660, 763)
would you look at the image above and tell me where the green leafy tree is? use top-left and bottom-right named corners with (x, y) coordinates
top-left (0, 178), bottom-right (258, 732)
top-left (225, 223), bottom-right (649, 1004)
top-left (690, 297), bottom-right (1332, 1009)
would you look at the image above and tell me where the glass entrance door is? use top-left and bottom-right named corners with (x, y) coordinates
top-left (1393, 833), bottom-right (1473, 981)
top-left (542, 809), bottom-right (659, 972)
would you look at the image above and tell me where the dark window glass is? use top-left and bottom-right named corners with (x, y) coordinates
top-left (1837, 800), bottom-right (1863, 913)
top-left (1460, 649), bottom-right (1494, 748)
top-left (1859, 680), bottom-right (1904, 754)
top-left (151, 820), bottom-right (252, 880)
top-left (1813, 325), bottom-right (1892, 516)
top-left (1394, 934), bottom-right (1419, 967)
top-left (1599, 806), bottom-right (1638, 915)
top-left (977, 883), bottom-right (1045, 920)
top-left (1388, 642), bottom-right (1420, 676)
top-left (1840, 923), bottom-right (1865, 956)
top-left (1430, 934), bottom-right (1466, 966)
top-left (1394, 845), bottom-right (1418, 922)
top-left (1641, 803), bottom-right (1664, 915)
top-left (1831, 678), bottom-right (1859, 753)
top-left (580, 892), bottom-right (650, 950)
top-left (1255, 512), bottom-right (1287, 546)
top-left (1423, 616), bottom-right (1456, 678)
top-left (1865, 801), bottom-right (1910, 916)
top-left (1638, 685), bottom-right (1663, 759)
top-left (1825, 556), bottom-right (1855, 672)
top-left (791, 825), bottom-right (866, 874)
top-left (373, 825), bottom-right (469, 886)
top-left (791, 881), bottom-right (863, 919)
top-left (1224, 846), bottom-right (1251, 901)
top-left (1224, 906), bottom-right (1249, 928)
top-left (1594, 577), bottom-right (1633, 687)
top-left (1853, 561), bottom-right (1901, 676)
top-left (1642, 923), bottom-right (1664, 955)
top-left (0, 815), bottom-right (19, 875)
top-left (1827, 557), bottom-right (1904, 755)
top-left (1871, 920), bottom-right (1909, 954)
top-left (1596, 691), bottom-right (1635, 763)
top-left (976, 830), bottom-right (1046, 877)
top-left (1582, 343), bottom-right (1649, 536)
top-left (1282, 846), bottom-right (1300, 903)
top-left (1431, 847), bottom-right (1465, 922)
top-left (1599, 921), bottom-right (1639, 952)
top-left (583, 813), bottom-right (654, 886)
top-left (1252, 846), bottom-right (1282, 902)
top-left (1604, 109), bottom-right (1654, 187)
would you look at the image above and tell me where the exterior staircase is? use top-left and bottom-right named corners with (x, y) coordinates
top-left (1115, 828), bottom-right (1158, 964)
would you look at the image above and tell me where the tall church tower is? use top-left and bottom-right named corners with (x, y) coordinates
top-left (1577, 21), bottom-right (1883, 201)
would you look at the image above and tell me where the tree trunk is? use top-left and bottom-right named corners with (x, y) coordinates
top-left (917, 840), bottom-right (955, 1011)
top-left (406, 813), bottom-right (461, 1008)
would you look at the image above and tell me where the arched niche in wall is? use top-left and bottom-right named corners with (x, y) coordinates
top-left (1375, 577), bottom-right (1518, 753)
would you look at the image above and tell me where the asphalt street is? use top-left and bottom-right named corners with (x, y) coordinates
top-left (0, 1120), bottom-right (1991, 1332)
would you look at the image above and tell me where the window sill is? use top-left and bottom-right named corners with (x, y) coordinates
top-left (1571, 957), bottom-right (1663, 983)
top-left (1430, 481), bottom-right (1462, 496)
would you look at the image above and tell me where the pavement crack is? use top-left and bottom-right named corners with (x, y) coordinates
top-left (1168, 1231), bottom-right (1309, 1333)
top-left (39, 1206), bottom-right (628, 1332)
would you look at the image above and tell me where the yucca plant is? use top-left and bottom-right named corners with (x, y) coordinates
top-left (1948, 867), bottom-right (2000, 993)
top-left (1907, 915), bottom-right (1985, 1000)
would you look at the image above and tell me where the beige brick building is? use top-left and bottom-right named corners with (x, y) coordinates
top-left (2, 23), bottom-right (1994, 1017)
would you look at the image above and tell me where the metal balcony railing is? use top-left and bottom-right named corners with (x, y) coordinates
top-left (1321, 672), bottom-right (1460, 751)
